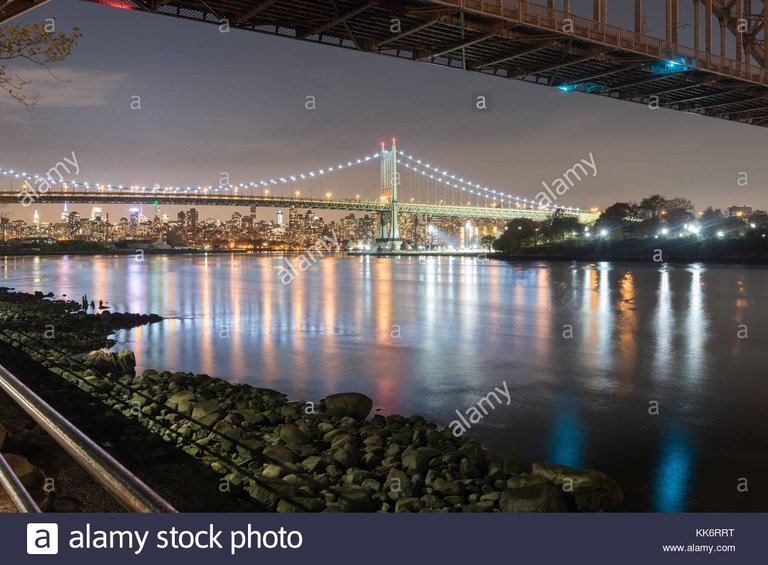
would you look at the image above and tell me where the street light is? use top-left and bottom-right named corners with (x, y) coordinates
top-left (326, 192), bottom-right (332, 199)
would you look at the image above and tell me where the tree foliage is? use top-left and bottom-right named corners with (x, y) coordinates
top-left (0, 21), bottom-right (81, 107)
top-left (493, 218), bottom-right (537, 252)
top-left (542, 208), bottom-right (581, 241)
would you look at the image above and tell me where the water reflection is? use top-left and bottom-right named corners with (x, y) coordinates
top-left (2, 254), bottom-right (766, 511)
top-left (549, 391), bottom-right (584, 469)
top-left (653, 425), bottom-right (694, 512)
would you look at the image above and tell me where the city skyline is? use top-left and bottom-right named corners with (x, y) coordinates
top-left (1, 1), bottom-right (767, 225)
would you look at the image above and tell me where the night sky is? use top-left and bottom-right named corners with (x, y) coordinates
top-left (2, 0), bottom-right (767, 223)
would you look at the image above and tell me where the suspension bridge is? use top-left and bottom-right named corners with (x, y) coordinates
top-left (0, 141), bottom-right (598, 242)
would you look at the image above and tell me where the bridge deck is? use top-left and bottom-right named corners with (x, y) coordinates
top-left (0, 191), bottom-right (599, 222)
top-left (85, 0), bottom-right (768, 128)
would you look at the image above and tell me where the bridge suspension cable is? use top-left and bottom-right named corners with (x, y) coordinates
top-left (397, 150), bottom-right (581, 214)
top-left (0, 151), bottom-right (381, 196)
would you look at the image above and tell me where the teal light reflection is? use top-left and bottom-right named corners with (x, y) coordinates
top-left (653, 428), bottom-right (693, 512)
top-left (549, 394), bottom-right (584, 468)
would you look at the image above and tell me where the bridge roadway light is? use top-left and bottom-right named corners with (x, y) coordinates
top-left (326, 192), bottom-right (332, 199)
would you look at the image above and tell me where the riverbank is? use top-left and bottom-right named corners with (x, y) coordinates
top-left (1, 288), bottom-right (624, 512)
top-left (494, 237), bottom-right (768, 264)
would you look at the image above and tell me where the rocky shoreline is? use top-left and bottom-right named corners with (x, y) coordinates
top-left (0, 288), bottom-right (624, 512)
top-left (0, 286), bottom-right (162, 351)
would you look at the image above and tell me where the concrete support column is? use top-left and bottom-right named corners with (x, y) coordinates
top-left (635, 0), bottom-right (643, 33)
top-left (601, 0), bottom-right (607, 22)
top-left (563, 0), bottom-right (570, 14)
top-left (593, 0), bottom-right (600, 21)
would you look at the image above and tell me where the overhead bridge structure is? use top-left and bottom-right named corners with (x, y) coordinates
top-left (80, 0), bottom-right (768, 128)
top-left (0, 0), bottom-right (50, 23)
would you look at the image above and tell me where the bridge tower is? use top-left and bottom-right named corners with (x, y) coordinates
top-left (379, 138), bottom-right (400, 242)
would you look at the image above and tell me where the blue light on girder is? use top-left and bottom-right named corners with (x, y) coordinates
top-left (651, 57), bottom-right (691, 75)
top-left (557, 82), bottom-right (605, 94)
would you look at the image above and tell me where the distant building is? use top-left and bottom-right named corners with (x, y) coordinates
top-left (67, 211), bottom-right (81, 237)
top-left (187, 208), bottom-right (199, 230)
top-left (728, 205), bottom-right (752, 218)
top-left (339, 213), bottom-right (358, 241)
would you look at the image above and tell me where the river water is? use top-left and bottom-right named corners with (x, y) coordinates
top-left (2, 253), bottom-right (766, 511)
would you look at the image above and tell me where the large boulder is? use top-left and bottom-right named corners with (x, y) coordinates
top-left (321, 393), bottom-right (373, 420)
top-left (401, 449), bottom-right (429, 475)
top-left (246, 479), bottom-right (297, 511)
top-left (335, 486), bottom-right (374, 512)
top-left (4, 454), bottom-right (46, 499)
top-left (499, 484), bottom-right (568, 512)
top-left (166, 390), bottom-right (196, 413)
top-left (191, 400), bottom-right (220, 420)
top-left (115, 350), bottom-right (136, 374)
top-left (531, 463), bottom-right (623, 511)
top-left (263, 445), bottom-right (299, 465)
top-left (278, 424), bottom-right (310, 449)
top-left (82, 349), bottom-right (136, 376)
top-left (385, 468), bottom-right (413, 499)
top-left (432, 478), bottom-right (464, 498)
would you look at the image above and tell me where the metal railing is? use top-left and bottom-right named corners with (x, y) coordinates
top-left (0, 451), bottom-right (40, 512)
top-left (0, 362), bottom-right (177, 513)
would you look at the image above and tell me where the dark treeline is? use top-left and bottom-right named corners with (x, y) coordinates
top-left (493, 194), bottom-right (768, 262)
